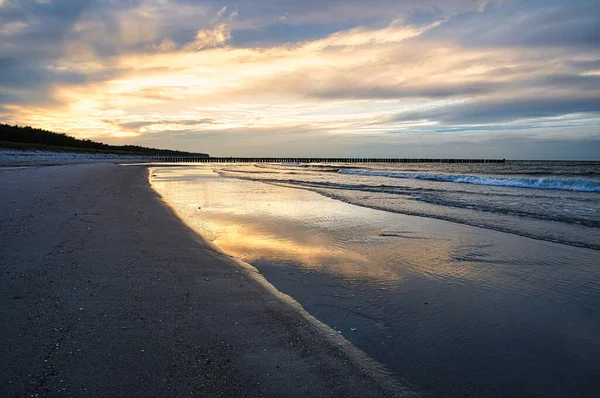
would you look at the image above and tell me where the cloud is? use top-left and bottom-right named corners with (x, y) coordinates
top-left (394, 95), bottom-right (600, 124)
top-left (0, 0), bottom-right (599, 158)
top-left (174, 0), bottom-right (481, 24)
top-left (0, 0), bottom-right (96, 59)
top-left (100, 121), bottom-right (600, 160)
top-left (116, 118), bottom-right (217, 130)
top-left (421, 0), bottom-right (600, 49)
top-left (0, 57), bottom-right (86, 88)
top-left (186, 23), bottom-right (232, 50)
top-left (0, 91), bottom-right (17, 105)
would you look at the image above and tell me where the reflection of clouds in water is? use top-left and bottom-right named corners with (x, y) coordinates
top-left (151, 166), bottom-right (461, 282)
top-left (212, 221), bottom-right (377, 277)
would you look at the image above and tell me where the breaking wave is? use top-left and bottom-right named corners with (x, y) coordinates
top-left (339, 170), bottom-right (600, 192)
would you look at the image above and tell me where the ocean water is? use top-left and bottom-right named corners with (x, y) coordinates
top-left (152, 161), bottom-right (600, 397)
top-left (217, 161), bottom-right (600, 249)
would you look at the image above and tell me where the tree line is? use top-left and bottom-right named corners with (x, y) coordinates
top-left (0, 123), bottom-right (208, 157)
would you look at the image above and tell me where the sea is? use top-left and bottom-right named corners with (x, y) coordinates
top-left (218, 161), bottom-right (600, 250)
top-left (152, 160), bottom-right (600, 397)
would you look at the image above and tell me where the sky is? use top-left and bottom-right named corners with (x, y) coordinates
top-left (1, 0), bottom-right (599, 158)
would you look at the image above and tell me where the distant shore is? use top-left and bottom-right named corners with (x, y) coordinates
top-left (0, 149), bottom-right (152, 168)
top-left (0, 162), bottom-right (406, 397)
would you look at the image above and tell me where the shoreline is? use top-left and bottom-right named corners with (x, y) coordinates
top-left (0, 163), bottom-right (408, 397)
top-left (148, 167), bottom-right (406, 391)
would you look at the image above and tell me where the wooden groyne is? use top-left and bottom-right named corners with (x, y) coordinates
top-left (150, 157), bottom-right (506, 164)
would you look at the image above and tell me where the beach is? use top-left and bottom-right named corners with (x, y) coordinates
top-left (0, 163), bottom-right (405, 397)
top-left (3, 160), bottom-right (599, 397)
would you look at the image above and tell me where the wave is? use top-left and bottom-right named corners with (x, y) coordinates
top-left (339, 170), bottom-right (600, 192)
top-left (274, 180), bottom-right (599, 227)
top-left (215, 168), bottom-right (600, 250)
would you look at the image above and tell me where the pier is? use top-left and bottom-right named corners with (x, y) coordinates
top-left (150, 157), bottom-right (506, 164)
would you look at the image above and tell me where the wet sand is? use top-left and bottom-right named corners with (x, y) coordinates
top-left (0, 163), bottom-right (406, 397)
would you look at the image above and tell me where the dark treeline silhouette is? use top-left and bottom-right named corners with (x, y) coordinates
top-left (0, 123), bottom-right (208, 157)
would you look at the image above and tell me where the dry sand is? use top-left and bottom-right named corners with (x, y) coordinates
top-left (0, 163), bottom-right (408, 397)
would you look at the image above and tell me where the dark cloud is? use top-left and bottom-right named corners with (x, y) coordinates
top-left (174, 0), bottom-right (480, 37)
top-left (394, 96), bottom-right (600, 124)
top-left (0, 0), bottom-right (119, 107)
top-left (231, 21), bottom-right (360, 47)
top-left (567, 59), bottom-right (600, 71)
top-left (0, 54), bottom-right (127, 107)
top-left (0, 0), bottom-right (96, 59)
top-left (117, 119), bottom-right (217, 130)
top-left (312, 81), bottom-right (496, 99)
top-left (405, 6), bottom-right (444, 25)
top-left (421, 0), bottom-right (600, 49)
top-left (0, 57), bottom-right (87, 89)
top-left (248, 68), bottom-right (600, 101)
top-left (535, 74), bottom-right (600, 91)
top-left (0, 91), bottom-right (18, 105)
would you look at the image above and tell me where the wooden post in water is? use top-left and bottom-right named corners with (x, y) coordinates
top-left (150, 157), bottom-right (506, 164)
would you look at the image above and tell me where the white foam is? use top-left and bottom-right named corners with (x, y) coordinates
top-left (339, 169), bottom-right (600, 192)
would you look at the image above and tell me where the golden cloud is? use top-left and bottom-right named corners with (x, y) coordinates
top-left (7, 10), bottom-right (598, 144)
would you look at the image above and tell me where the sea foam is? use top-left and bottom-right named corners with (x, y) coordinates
top-left (339, 170), bottom-right (600, 192)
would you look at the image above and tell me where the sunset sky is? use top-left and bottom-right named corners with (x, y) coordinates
top-left (1, 0), bottom-right (599, 158)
